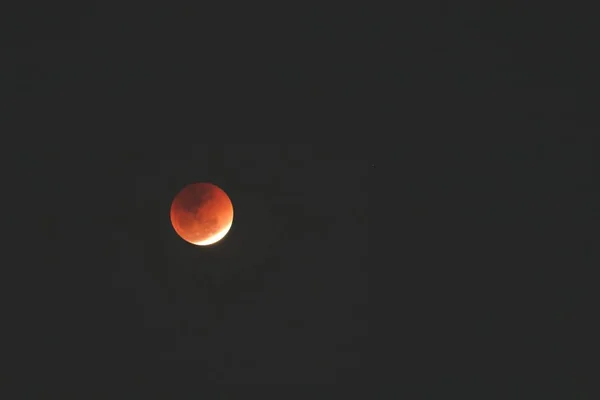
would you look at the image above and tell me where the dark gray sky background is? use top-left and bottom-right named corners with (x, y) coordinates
top-left (5, 2), bottom-right (596, 390)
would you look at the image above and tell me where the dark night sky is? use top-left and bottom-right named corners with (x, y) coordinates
top-left (5, 5), bottom-right (372, 385)
top-left (4, 2), bottom-right (597, 389)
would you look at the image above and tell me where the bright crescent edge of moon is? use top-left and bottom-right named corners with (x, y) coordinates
top-left (192, 219), bottom-right (233, 246)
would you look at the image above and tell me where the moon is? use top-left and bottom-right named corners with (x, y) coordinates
top-left (170, 182), bottom-right (234, 246)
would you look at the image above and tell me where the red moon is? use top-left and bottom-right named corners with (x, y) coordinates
top-left (170, 182), bottom-right (234, 246)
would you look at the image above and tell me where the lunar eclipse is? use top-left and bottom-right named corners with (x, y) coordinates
top-left (170, 182), bottom-right (234, 246)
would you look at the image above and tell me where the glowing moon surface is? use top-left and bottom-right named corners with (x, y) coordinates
top-left (170, 182), bottom-right (234, 246)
